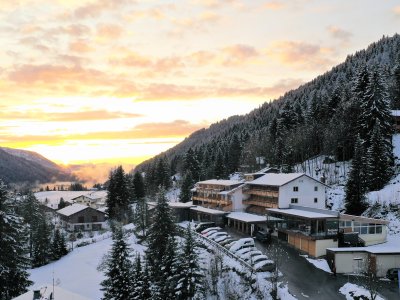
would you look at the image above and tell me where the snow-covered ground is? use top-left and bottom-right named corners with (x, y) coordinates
top-left (300, 255), bottom-right (332, 274)
top-left (34, 190), bottom-right (107, 209)
top-left (29, 228), bottom-right (144, 299)
top-left (339, 283), bottom-right (384, 300)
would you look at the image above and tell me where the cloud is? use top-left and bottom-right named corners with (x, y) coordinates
top-left (220, 44), bottom-right (259, 65)
top-left (263, 1), bottom-right (285, 10)
top-left (96, 23), bottom-right (123, 41)
top-left (73, 0), bottom-right (131, 19)
top-left (266, 40), bottom-right (335, 70)
top-left (393, 5), bottom-right (400, 16)
top-left (327, 26), bottom-right (352, 42)
top-left (69, 40), bottom-right (94, 53)
top-left (0, 110), bottom-right (142, 122)
top-left (0, 120), bottom-right (204, 147)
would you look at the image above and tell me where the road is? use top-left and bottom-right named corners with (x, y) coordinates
top-left (225, 228), bottom-right (399, 300)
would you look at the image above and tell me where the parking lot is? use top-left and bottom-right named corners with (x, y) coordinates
top-left (224, 228), bottom-right (400, 300)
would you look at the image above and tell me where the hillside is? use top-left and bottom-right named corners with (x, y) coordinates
top-left (0, 147), bottom-right (73, 185)
top-left (135, 34), bottom-right (400, 182)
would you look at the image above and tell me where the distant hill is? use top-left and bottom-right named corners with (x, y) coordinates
top-left (135, 34), bottom-right (400, 181)
top-left (0, 147), bottom-right (73, 184)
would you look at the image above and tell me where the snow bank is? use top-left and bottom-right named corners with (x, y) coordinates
top-left (303, 255), bottom-right (332, 274)
top-left (339, 282), bottom-right (384, 300)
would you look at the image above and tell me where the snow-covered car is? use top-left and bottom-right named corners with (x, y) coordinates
top-left (207, 231), bottom-right (228, 241)
top-left (194, 222), bottom-right (216, 233)
top-left (241, 250), bottom-right (264, 262)
top-left (224, 240), bottom-right (237, 249)
top-left (253, 259), bottom-right (276, 272)
top-left (229, 238), bottom-right (255, 253)
top-left (235, 247), bottom-right (258, 258)
top-left (203, 230), bottom-right (219, 237)
top-left (249, 255), bottom-right (270, 265)
top-left (219, 238), bottom-right (236, 247)
top-left (213, 235), bottom-right (230, 243)
top-left (201, 227), bottom-right (221, 235)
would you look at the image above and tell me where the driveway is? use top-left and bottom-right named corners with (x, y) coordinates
top-left (225, 228), bottom-right (399, 300)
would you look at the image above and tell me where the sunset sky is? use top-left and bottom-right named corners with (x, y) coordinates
top-left (1, 0), bottom-right (399, 166)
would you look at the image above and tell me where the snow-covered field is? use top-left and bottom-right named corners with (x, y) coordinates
top-left (29, 231), bottom-right (145, 299)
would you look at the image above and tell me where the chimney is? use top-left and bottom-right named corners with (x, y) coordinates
top-left (33, 290), bottom-right (41, 300)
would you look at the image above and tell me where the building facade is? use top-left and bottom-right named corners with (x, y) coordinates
top-left (57, 204), bottom-right (107, 231)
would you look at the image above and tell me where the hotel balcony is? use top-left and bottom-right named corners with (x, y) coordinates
top-left (242, 187), bottom-right (279, 198)
top-left (242, 196), bottom-right (278, 208)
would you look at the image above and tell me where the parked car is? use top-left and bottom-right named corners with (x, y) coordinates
top-left (219, 238), bottom-right (236, 247)
top-left (235, 246), bottom-right (258, 258)
top-left (253, 259), bottom-right (276, 272)
top-left (208, 232), bottom-right (228, 241)
top-left (194, 222), bottom-right (216, 233)
top-left (251, 255), bottom-right (270, 265)
top-left (214, 235), bottom-right (230, 243)
top-left (241, 250), bottom-right (264, 262)
top-left (255, 230), bottom-right (271, 243)
top-left (201, 227), bottom-right (221, 235)
top-left (224, 240), bottom-right (237, 249)
top-left (229, 238), bottom-right (255, 253)
top-left (203, 230), bottom-right (219, 238)
top-left (386, 268), bottom-right (399, 281)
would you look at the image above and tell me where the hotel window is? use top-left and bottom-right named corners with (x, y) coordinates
top-left (314, 198), bottom-right (318, 203)
top-left (291, 198), bottom-right (298, 204)
top-left (314, 186), bottom-right (318, 191)
top-left (293, 186), bottom-right (299, 192)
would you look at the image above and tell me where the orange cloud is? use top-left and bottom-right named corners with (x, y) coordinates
top-left (0, 120), bottom-right (203, 147)
top-left (266, 40), bottom-right (335, 70)
top-left (393, 5), bottom-right (400, 16)
top-left (263, 1), bottom-right (285, 10)
top-left (69, 40), bottom-right (94, 53)
top-left (327, 25), bottom-right (352, 42)
top-left (0, 110), bottom-right (142, 122)
top-left (220, 44), bottom-right (259, 65)
top-left (96, 23), bottom-right (123, 41)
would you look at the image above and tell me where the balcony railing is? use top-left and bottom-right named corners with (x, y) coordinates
top-left (243, 188), bottom-right (279, 198)
top-left (243, 197), bottom-right (278, 208)
top-left (192, 195), bottom-right (231, 206)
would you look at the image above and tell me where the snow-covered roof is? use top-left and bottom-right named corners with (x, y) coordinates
top-left (57, 203), bottom-right (90, 216)
top-left (13, 285), bottom-right (91, 300)
top-left (248, 173), bottom-right (304, 186)
top-left (190, 206), bottom-right (228, 215)
top-left (327, 236), bottom-right (400, 254)
top-left (168, 201), bottom-right (194, 208)
top-left (197, 179), bottom-right (243, 186)
top-left (266, 208), bottom-right (338, 219)
top-left (340, 214), bottom-right (389, 225)
top-left (218, 184), bottom-right (245, 195)
top-left (227, 212), bottom-right (267, 223)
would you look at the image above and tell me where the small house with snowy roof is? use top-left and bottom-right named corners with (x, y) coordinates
top-left (56, 203), bottom-right (106, 232)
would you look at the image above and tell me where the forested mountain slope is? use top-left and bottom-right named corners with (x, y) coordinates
top-left (0, 147), bottom-right (73, 184)
top-left (136, 34), bottom-right (400, 188)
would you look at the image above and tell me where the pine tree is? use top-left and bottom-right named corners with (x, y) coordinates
top-left (131, 255), bottom-right (143, 300)
top-left (146, 188), bottom-right (176, 288)
top-left (156, 157), bottom-right (172, 190)
top-left (101, 226), bottom-right (133, 300)
top-left (52, 228), bottom-right (68, 260)
top-left (214, 149), bottom-right (225, 179)
top-left (0, 181), bottom-right (31, 300)
top-left (106, 166), bottom-right (130, 222)
top-left (179, 171), bottom-right (193, 203)
top-left (365, 121), bottom-right (392, 191)
top-left (390, 53), bottom-right (400, 109)
top-left (227, 134), bottom-right (242, 174)
top-left (20, 192), bottom-right (42, 258)
top-left (183, 148), bottom-right (200, 182)
top-left (133, 197), bottom-right (148, 238)
top-left (176, 225), bottom-right (204, 300)
top-left (132, 171), bottom-right (146, 199)
top-left (32, 217), bottom-right (52, 267)
top-left (358, 69), bottom-right (393, 148)
top-left (345, 136), bottom-right (368, 215)
top-left (152, 236), bottom-right (180, 300)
